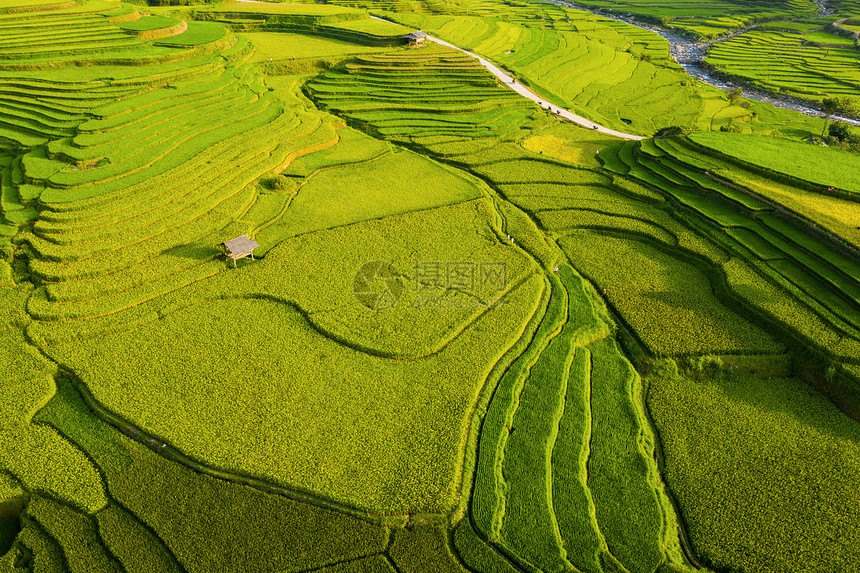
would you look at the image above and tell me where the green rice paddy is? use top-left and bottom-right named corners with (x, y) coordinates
top-left (705, 26), bottom-right (860, 104)
top-left (0, 0), bottom-right (858, 572)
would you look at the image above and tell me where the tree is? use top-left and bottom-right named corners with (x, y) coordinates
top-left (728, 87), bottom-right (743, 105)
top-left (837, 96), bottom-right (859, 117)
top-left (822, 96), bottom-right (841, 136)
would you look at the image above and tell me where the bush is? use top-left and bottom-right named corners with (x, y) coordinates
top-left (828, 121), bottom-right (851, 141)
top-left (266, 175), bottom-right (291, 191)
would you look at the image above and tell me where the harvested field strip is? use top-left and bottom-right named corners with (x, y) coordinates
top-left (498, 281), bottom-right (574, 571)
top-left (587, 337), bottom-right (664, 572)
top-left (550, 346), bottom-right (604, 573)
top-left (472, 274), bottom-right (566, 540)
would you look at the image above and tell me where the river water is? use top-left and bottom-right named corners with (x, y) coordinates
top-left (546, 0), bottom-right (860, 127)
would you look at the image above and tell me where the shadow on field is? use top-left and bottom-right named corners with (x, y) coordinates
top-left (702, 369), bottom-right (860, 446)
top-left (167, 242), bottom-right (223, 261)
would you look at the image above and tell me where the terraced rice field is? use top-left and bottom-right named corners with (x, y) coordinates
top-left (381, 0), bottom-right (823, 136)
top-left (706, 26), bottom-right (860, 103)
top-left (306, 40), bottom-right (860, 571)
top-left (1, 0), bottom-right (859, 572)
top-left (568, 0), bottom-right (816, 36)
top-left (596, 136), bottom-right (860, 366)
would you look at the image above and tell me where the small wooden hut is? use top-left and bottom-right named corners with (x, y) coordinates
top-left (403, 30), bottom-right (427, 46)
top-left (222, 235), bottom-right (259, 267)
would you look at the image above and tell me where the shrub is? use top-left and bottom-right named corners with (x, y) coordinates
top-left (828, 121), bottom-right (851, 141)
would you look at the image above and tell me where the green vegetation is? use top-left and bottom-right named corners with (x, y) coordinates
top-left (386, 4), bottom-right (822, 136)
top-left (245, 31), bottom-right (392, 62)
top-left (36, 193), bottom-right (543, 512)
top-left (587, 338), bottom-right (665, 573)
top-left (156, 21), bottom-right (226, 46)
top-left (119, 15), bottom-right (180, 32)
top-left (551, 347), bottom-right (605, 573)
top-left (597, 136), bottom-right (860, 375)
top-left (571, 0), bottom-right (816, 37)
top-left (560, 233), bottom-right (780, 355)
top-left (648, 366), bottom-right (860, 572)
top-left (0, 518), bottom-right (16, 556)
top-left (328, 17), bottom-right (411, 36)
top-left (705, 26), bottom-right (860, 106)
top-left (0, 1), bottom-right (858, 572)
top-left (389, 522), bottom-right (469, 572)
top-left (690, 131), bottom-right (860, 193)
top-left (28, 379), bottom-right (394, 573)
top-left (257, 149), bottom-right (484, 241)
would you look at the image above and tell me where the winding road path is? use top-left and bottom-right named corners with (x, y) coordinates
top-left (423, 34), bottom-right (645, 140)
top-left (371, 16), bottom-right (646, 140)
